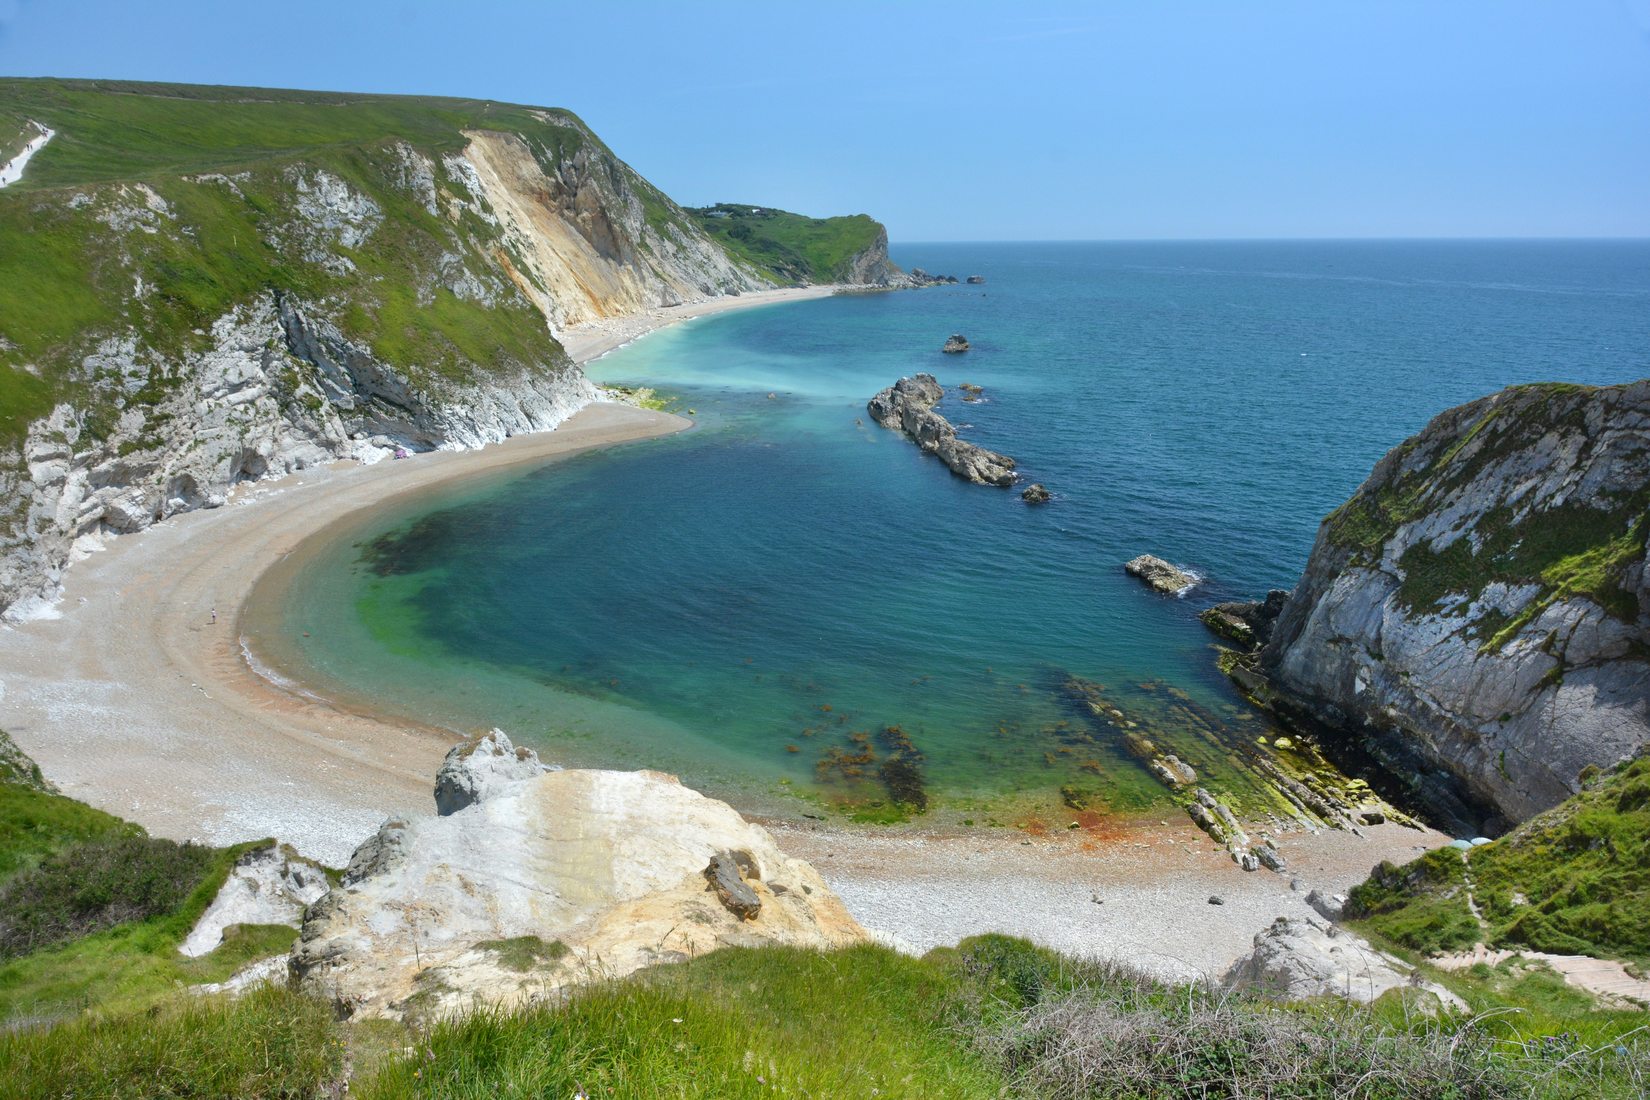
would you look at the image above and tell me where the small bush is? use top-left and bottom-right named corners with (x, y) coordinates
top-left (0, 833), bottom-right (216, 957)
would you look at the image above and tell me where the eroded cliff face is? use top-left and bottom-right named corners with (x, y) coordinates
top-left (0, 92), bottom-right (778, 617)
top-left (1256, 381), bottom-right (1650, 827)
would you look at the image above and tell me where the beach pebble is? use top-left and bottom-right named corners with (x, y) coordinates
top-left (1208, 895), bottom-right (1225, 906)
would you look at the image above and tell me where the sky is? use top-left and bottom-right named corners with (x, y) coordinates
top-left (1, 0), bottom-right (1647, 241)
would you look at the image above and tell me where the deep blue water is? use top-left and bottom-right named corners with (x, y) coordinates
top-left (250, 240), bottom-right (1650, 819)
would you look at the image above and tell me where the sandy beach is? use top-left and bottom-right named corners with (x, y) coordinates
top-left (0, 285), bottom-right (1445, 979)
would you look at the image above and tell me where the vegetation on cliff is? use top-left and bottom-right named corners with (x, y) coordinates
top-left (689, 202), bottom-right (892, 284)
top-left (1321, 381), bottom-right (1647, 638)
top-left (1349, 751), bottom-right (1650, 964)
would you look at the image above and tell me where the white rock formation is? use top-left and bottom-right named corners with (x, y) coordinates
top-left (291, 732), bottom-right (866, 1020)
top-left (181, 842), bottom-right (330, 957)
top-left (1223, 915), bottom-right (1464, 1010)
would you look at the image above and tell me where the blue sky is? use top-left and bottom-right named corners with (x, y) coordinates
top-left (2, 0), bottom-right (1646, 240)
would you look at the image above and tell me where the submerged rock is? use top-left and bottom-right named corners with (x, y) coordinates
top-left (868, 373), bottom-right (1016, 487)
top-left (1021, 483), bottom-right (1051, 504)
top-left (941, 333), bottom-right (970, 353)
top-left (1124, 554), bottom-right (1198, 596)
top-left (1224, 916), bottom-right (1464, 1010)
top-left (292, 732), bottom-right (863, 1021)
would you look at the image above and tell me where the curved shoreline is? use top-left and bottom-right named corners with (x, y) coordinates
top-left (0, 403), bottom-right (693, 860)
top-left (0, 284), bottom-right (1447, 979)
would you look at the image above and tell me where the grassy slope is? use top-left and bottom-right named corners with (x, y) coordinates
top-left (1, 733), bottom-right (1644, 1096)
top-left (1349, 752), bottom-right (1650, 964)
top-left (5, 935), bottom-right (1646, 1099)
top-left (0, 729), bottom-right (296, 1021)
top-left (690, 202), bottom-right (886, 284)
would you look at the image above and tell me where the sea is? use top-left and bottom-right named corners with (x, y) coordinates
top-left (243, 240), bottom-right (1650, 822)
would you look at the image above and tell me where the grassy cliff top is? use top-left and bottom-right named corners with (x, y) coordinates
top-left (0, 78), bottom-right (601, 188)
top-left (689, 202), bottom-right (887, 284)
top-left (1349, 751), bottom-right (1650, 964)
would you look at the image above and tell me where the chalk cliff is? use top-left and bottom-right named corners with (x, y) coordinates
top-left (1232, 381), bottom-right (1649, 829)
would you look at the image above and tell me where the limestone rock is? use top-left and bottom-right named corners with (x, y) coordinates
top-left (1199, 590), bottom-right (1290, 649)
top-left (291, 766), bottom-right (865, 1020)
top-left (1124, 555), bottom-right (1198, 596)
top-left (1224, 915), bottom-right (1464, 1010)
top-left (1256, 380), bottom-right (1650, 826)
top-left (180, 843), bottom-right (329, 958)
top-left (867, 374), bottom-right (1017, 487)
top-left (941, 334), bottom-right (970, 353)
top-left (1021, 483), bottom-right (1051, 504)
top-left (433, 728), bottom-right (547, 815)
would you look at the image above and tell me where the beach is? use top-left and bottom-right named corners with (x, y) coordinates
top-left (0, 284), bottom-right (1445, 979)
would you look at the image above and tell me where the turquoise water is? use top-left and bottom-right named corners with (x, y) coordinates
top-left (249, 241), bottom-right (1650, 820)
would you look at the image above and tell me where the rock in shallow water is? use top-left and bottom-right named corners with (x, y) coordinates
top-left (867, 373), bottom-right (1016, 487)
top-left (941, 333), bottom-right (970, 353)
top-left (1021, 483), bottom-right (1051, 504)
top-left (1124, 554), bottom-right (1198, 596)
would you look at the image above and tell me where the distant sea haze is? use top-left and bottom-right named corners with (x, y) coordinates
top-left (246, 240), bottom-right (1650, 817)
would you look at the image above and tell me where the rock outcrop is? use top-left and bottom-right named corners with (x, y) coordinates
top-left (1124, 555), bottom-right (1198, 596)
top-left (1242, 381), bottom-right (1650, 827)
top-left (291, 731), bottom-right (865, 1020)
top-left (868, 374), bottom-right (1016, 487)
top-left (433, 727), bottom-right (550, 814)
top-left (181, 843), bottom-right (330, 958)
top-left (941, 334), bottom-right (970, 354)
top-left (1021, 483), bottom-right (1051, 504)
top-left (1200, 590), bottom-right (1290, 648)
top-left (1224, 915), bottom-right (1464, 1009)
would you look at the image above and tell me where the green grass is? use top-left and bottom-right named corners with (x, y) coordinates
top-left (1349, 753), bottom-right (1650, 966)
top-left (475, 934), bottom-right (568, 972)
top-left (0, 981), bottom-right (342, 1100)
top-left (690, 202), bottom-right (887, 284)
top-left (1347, 846), bottom-right (1483, 956)
top-left (0, 731), bottom-right (134, 884)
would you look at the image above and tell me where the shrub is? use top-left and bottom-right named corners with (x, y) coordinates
top-left (0, 833), bottom-right (216, 958)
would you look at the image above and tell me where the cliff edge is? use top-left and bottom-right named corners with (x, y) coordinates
top-left (1245, 380), bottom-right (1649, 829)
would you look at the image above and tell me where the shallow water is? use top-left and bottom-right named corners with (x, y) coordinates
top-left (246, 241), bottom-right (1650, 820)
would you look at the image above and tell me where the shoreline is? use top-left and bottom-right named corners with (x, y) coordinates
top-left (0, 284), bottom-right (1446, 979)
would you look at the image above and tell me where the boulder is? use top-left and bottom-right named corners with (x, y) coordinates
top-left (1224, 915), bottom-right (1464, 1009)
top-left (433, 727), bottom-right (547, 815)
top-left (1021, 483), bottom-right (1051, 504)
top-left (965, 275), bottom-right (985, 285)
top-left (1123, 554), bottom-right (1198, 596)
top-left (1199, 590), bottom-right (1290, 649)
top-left (291, 734), bottom-right (865, 1020)
top-left (941, 334), bottom-right (970, 353)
